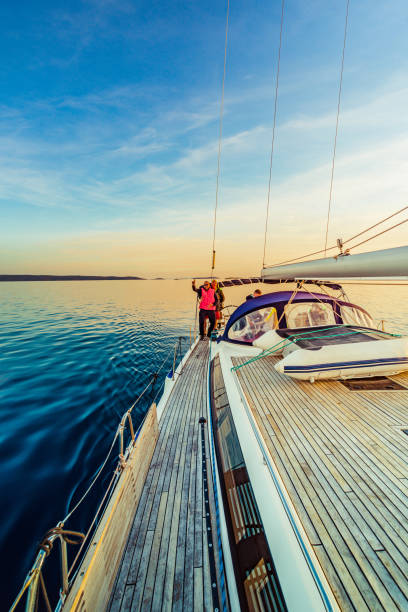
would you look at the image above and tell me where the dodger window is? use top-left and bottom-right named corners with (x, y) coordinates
top-left (228, 307), bottom-right (278, 343)
top-left (285, 302), bottom-right (336, 329)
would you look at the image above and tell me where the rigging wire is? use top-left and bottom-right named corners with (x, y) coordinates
top-left (262, 0), bottom-right (285, 269)
top-left (323, 0), bottom-right (350, 255)
top-left (346, 216), bottom-right (408, 252)
top-left (211, 0), bottom-right (230, 279)
top-left (265, 204), bottom-right (408, 267)
top-left (267, 244), bottom-right (338, 268)
top-left (343, 205), bottom-right (408, 246)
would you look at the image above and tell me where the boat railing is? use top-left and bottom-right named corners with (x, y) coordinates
top-left (10, 406), bottom-right (145, 612)
top-left (171, 336), bottom-right (184, 380)
top-left (215, 303), bottom-right (239, 332)
top-left (9, 336), bottom-right (188, 612)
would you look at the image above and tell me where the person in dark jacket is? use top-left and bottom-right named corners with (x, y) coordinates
top-left (192, 280), bottom-right (219, 339)
top-left (211, 279), bottom-right (225, 329)
top-left (246, 288), bottom-right (262, 300)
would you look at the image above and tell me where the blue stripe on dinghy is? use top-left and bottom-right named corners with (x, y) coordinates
top-left (284, 357), bottom-right (408, 374)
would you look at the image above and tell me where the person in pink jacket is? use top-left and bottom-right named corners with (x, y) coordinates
top-left (192, 279), bottom-right (219, 339)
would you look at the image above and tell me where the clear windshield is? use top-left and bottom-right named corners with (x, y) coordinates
top-left (285, 301), bottom-right (336, 329)
top-left (228, 306), bottom-right (278, 343)
top-left (340, 305), bottom-right (373, 327)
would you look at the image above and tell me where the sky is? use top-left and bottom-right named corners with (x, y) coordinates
top-left (0, 0), bottom-right (407, 277)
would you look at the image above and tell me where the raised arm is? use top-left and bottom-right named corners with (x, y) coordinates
top-left (192, 280), bottom-right (201, 295)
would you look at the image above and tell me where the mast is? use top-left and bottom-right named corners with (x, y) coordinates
top-left (262, 245), bottom-right (408, 280)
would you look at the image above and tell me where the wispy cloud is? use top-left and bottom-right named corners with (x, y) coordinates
top-left (1, 52), bottom-right (407, 276)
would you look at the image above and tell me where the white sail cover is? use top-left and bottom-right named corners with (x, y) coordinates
top-left (262, 245), bottom-right (408, 280)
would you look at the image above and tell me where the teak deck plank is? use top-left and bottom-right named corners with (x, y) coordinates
top-left (233, 355), bottom-right (408, 612)
top-left (150, 370), bottom-right (198, 611)
top-left (239, 365), bottom-right (371, 611)
top-left (292, 378), bottom-right (408, 517)
top-left (109, 340), bottom-right (217, 612)
top-left (280, 381), bottom-right (408, 551)
top-left (262, 363), bottom-right (408, 517)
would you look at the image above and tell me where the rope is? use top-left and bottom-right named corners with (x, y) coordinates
top-left (324, 0), bottom-right (350, 255)
top-left (38, 528), bottom-right (85, 556)
top-left (277, 282), bottom-right (302, 326)
top-left (232, 326), bottom-right (343, 371)
top-left (211, 0), bottom-right (230, 278)
top-left (301, 283), bottom-right (348, 318)
top-left (231, 326), bottom-right (400, 372)
top-left (39, 571), bottom-right (52, 612)
top-left (265, 243), bottom-right (338, 268)
top-left (262, 0), bottom-right (285, 269)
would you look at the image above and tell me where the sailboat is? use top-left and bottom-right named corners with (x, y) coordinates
top-left (12, 245), bottom-right (408, 612)
top-left (10, 3), bottom-right (408, 612)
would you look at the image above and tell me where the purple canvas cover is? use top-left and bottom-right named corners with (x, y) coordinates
top-left (222, 290), bottom-right (338, 340)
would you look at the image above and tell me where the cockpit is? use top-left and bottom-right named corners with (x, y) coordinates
top-left (223, 291), bottom-right (373, 345)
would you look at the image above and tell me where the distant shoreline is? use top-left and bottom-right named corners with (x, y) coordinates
top-left (0, 275), bottom-right (146, 282)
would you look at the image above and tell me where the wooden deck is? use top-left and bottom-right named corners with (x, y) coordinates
top-left (109, 340), bottom-right (222, 612)
top-left (233, 356), bottom-right (408, 612)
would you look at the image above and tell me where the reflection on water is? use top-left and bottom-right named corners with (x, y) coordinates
top-left (0, 279), bottom-right (407, 606)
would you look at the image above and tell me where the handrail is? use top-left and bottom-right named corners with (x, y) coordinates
top-left (172, 337), bottom-right (184, 380)
top-left (119, 410), bottom-right (135, 461)
top-left (10, 528), bottom-right (85, 612)
top-left (10, 336), bottom-right (186, 612)
top-left (10, 408), bottom-right (144, 612)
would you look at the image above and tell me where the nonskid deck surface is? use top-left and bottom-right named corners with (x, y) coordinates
top-left (110, 340), bottom-right (219, 611)
top-left (232, 356), bottom-right (408, 611)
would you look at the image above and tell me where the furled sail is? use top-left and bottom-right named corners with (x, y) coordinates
top-left (218, 278), bottom-right (262, 287)
top-left (217, 278), bottom-right (342, 291)
top-left (262, 245), bottom-right (408, 281)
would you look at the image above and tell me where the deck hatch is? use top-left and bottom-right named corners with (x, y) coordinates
top-left (340, 376), bottom-right (407, 391)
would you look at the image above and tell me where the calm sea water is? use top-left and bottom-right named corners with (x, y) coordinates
top-left (1, 280), bottom-right (407, 607)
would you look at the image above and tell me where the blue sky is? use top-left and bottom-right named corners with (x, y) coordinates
top-left (0, 0), bottom-right (407, 276)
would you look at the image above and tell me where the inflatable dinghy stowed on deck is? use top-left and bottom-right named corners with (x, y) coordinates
top-left (274, 335), bottom-right (408, 381)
